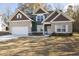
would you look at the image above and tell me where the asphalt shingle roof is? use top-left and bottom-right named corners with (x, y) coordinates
top-left (45, 11), bottom-right (59, 22)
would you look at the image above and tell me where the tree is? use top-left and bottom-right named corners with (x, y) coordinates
top-left (65, 5), bottom-right (74, 18)
top-left (3, 4), bottom-right (13, 26)
top-left (52, 3), bottom-right (65, 11)
top-left (45, 4), bottom-right (53, 11)
top-left (17, 3), bottom-right (53, 14)
top-left (18, 3), bottom-right (41, 14)
top-left (72, 5), bottom-right (79, 32)
top-left (65, 5), bottom-right (79, 32)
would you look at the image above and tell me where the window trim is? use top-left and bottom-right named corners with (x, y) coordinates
top-left (17, 13), bottom-right (22, 19)
top-left (55, 25), bottom-right (68, 33)
top-left (36, 14), bottom-right (45, 22)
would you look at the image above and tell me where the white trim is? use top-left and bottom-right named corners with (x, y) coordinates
top-left (36, 14), bottom-right (45, 21)
top-left (50, 12), bottom-right (74, 22)
top-left (62, 13), bottom-right (75, 22)
top-left (43, 22), bottom-right (51, 24)
top-left (42, 10), bottom-right (74, 23)
top-left (9, 20), bottom-right (30, 22)
top-left (42, 11), bottom-right (61, 23)
top-left (33, 7), bottom-right (49, 15)
top-left (50, 13), bottom-right (61, 22)
top-left (17, 13), bottom-right (22, 19)
top-left (9, 9), bottom-right (33, 22)
top-left (52, 21), bottom-right (73, 23)
top-left (66, 25), bottom-right (68, 33)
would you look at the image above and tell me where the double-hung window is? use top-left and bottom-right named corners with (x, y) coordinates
top-left (55, 25), bottom-right (68, 33)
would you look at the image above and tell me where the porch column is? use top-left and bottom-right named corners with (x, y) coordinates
top-left (43, 24), bottom-right (45, 35)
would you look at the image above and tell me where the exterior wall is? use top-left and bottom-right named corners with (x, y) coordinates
top-left (51, 22), bottom-right (72, 33)
top-left (2, 26), bottom-right (6, 31)
top-left (9, 20), bottom-right (32, 34)
top-left (44, 24), bottom-right (52, 34)
top-left (43, 22), bottom-right (72, 35)
top-left (37, 25), bottom-right (43, 32)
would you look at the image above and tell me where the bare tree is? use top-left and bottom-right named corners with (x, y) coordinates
top-left (17, 3), bottom-right (53, 14)
top-left (3, 4), bottom-right (14, 26)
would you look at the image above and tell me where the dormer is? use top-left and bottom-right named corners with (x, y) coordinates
top-left (32, 7), bottom-right (49, 22)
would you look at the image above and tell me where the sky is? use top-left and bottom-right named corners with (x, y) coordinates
top-left (0, 3), bottom-right (18, 14)
top-left (50, 3), bottom-right (68, 10)
top-left (0, 3), bottom-right (67, 11)
top-left (0, 3), bottom-right (74, 14)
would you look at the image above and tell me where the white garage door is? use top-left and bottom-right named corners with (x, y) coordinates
top-left (11, 26), bottom-right (28, 35)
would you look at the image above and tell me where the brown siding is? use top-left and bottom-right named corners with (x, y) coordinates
top-left (11, 11), bottom-right (29, 21)
top-left (36, 9), bottom-right (46, 14)
top-left (53, 14), bottom-right (70, 21)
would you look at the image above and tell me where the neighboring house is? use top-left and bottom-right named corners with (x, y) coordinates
top-left (9, 7), bottom-right (74, 36)
top-left (0, 14), bottom-right (7, 31)
top-left (9, 9), bottom-right (33, 36)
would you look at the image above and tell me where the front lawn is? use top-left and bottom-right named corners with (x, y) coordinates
top-left (0, 33), bottom-right (79, 56)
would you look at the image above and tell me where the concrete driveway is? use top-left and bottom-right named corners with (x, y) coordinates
top-left (0, 35), bottom-right (19, 41)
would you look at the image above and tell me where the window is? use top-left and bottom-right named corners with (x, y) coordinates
top-left (17, 13), bottom-right (22, 19)
top-left (62, 25), bottom-right (66, 32)
top-left (36, 15), bottom-right (45, 22)
top-left (55, 25), bottom-right (68, 33)
top-left (57, 29), bottom-right (61, 32)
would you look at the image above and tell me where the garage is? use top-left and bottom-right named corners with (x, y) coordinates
top-left (11, 26), bottom-right (28, 35)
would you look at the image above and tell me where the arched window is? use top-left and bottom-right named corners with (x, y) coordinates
top-left (17, 13), bottom-right (22, 19)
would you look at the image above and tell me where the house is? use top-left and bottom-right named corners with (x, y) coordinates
top-left (9, 9), bottom-right (33, 36)
top-left (0, 13), bottom-right (7, 31)
top-left (9, 7), bottom-right (74, 36)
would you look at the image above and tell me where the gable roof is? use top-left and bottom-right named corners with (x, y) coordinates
top-left (42, 11), bottom-right (59, 23)
top-left (45, 11), bottom-right (59, 22)
top-left (53, 14), bottom-right (71, 21)
top-left (33, 7), bottom-right (49, 15)
top-left (9, 9), bottom-right (33, 21)
top-left (42, 10), bottom-right (74, 23)
top-left (51, 12), bottom-right (74, 22)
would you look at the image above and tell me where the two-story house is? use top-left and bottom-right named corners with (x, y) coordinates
top-left (9, 7), bottom-right (74, 36)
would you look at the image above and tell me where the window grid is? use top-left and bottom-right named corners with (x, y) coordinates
top-left (36, 15), bottom-right (45, 22)
top-left (56, 25), bottom-right (67, 33)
